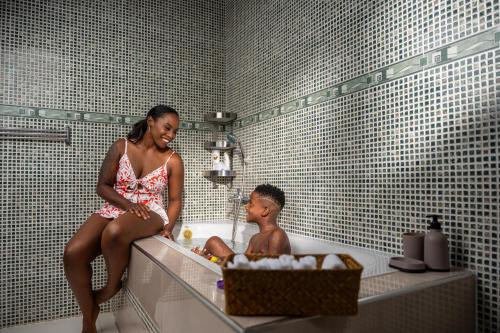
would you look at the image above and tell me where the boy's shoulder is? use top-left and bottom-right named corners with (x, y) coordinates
top-left (269, 226), bottom-right (288, 240)
top-left (252, 226), bottom-right (288, 242)
top-left (250, 226), bottom-right (287, 240)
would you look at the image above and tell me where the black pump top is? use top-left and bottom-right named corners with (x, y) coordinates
top-left (426, 215), bottom-right (442, 230)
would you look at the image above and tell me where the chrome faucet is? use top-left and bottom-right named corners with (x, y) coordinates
top-left (229, 188), bottom-right (249, 245)
top-left (229, 188), bottom-right (250, 204)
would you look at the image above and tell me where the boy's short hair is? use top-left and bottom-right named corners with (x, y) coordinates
top-left (254, 184), bottom-right (285, 210)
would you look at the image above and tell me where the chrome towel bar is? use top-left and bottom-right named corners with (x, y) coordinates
top-left (0, 126), bottom-right (71, 145)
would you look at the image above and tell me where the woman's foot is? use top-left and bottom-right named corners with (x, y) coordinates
top-left (81, 304), bottom-right (100, 333)
top-left (93, 281), bottom-right (122, 305)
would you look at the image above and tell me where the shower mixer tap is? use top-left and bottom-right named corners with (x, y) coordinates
top-left (229, 188), bottom-right (249, 204)
top-left (229, 187), bottom-right (249, 246)
top-left (225, 133), bottom-right (249, 244)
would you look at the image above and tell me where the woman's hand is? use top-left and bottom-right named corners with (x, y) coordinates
top-left (160, 228), bottom-right (175, 240)
top-left (126, 203), bottom-right (150, 220)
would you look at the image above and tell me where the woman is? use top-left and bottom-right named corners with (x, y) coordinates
top-left (63, 105), bottom-right (184, 333)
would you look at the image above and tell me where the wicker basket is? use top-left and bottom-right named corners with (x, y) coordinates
top-left (221, 254), bottom-right (363, 316)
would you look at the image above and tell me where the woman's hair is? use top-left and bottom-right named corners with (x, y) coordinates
top-left (254, 183), bottom-right (286, 210)
top-left (127, 105), bottom-right (179, 142)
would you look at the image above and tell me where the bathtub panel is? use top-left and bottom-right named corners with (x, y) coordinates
top-left (114, 301), bottom-right (149, 333)
top-left (250, 274), bottom-right (476, 333)
top-left (155, 297), bottom-right (236, 333)
top-left (125, 247), bottom-right (238, 333)
top-left (119, 235), bottom-right (476, 333)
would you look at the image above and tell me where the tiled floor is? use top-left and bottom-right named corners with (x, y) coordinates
top-left (0, 312), bottom-right (119, 333)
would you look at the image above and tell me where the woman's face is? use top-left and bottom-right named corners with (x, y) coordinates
top-left (148, 113), bottom-right (179, 149)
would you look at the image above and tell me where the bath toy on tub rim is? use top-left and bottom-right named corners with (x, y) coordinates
top-left (183, 227), bottom-right (192, 239)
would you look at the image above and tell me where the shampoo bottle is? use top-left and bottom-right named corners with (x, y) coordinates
top-left (423, 215), bottom-right (450, 271)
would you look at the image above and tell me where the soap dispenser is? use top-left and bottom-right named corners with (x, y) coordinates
top-left (423, 215), bottom-right (450, 271)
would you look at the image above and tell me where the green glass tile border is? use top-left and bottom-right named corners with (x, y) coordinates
top-left (233, 27), bottom-right (500, 130)
top-left (0, 105), bottom-right (223, 132)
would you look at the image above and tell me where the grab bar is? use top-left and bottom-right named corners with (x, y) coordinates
top-left (0, 126), bottom-right (71, 145)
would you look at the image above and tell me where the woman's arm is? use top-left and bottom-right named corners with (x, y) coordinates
top-left (96, 139), bottom-right (148, 217)
top-left (160, 153), bottom-right (184, 238)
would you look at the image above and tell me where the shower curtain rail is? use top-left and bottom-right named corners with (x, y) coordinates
top-left (0, 126), bottom-right (71, 145)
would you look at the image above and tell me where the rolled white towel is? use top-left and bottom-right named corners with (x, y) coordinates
top-left (234, 254), bottom-right (249, 266)
top-left (278, 254), bottom-right (294, 269)
top-left (234, 254), bottom-right (248, 263)
top-left (291, 260), bottom-right (305, 269)
top-left (255, 258), bottom-right (273, 270)
top-left (298, 256), bottom-right (317, 269)
top-left (268, 258), bottom-right (283, 270)
top-left (229, 255), bottom-right (323, 270)
top-left (321, 254), bottom-right (347, 269)
top-left (227, 254), bottom-right (250, 269)
top-left (249, 260), bottom-right (260, 269)
top-left (292, 259), bottom-right (317, 269)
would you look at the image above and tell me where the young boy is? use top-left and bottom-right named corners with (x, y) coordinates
top-left (193, 184), bottom-right (290, 260)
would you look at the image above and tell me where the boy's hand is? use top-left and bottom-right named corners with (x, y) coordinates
top-left (191, 247), bottom-right (222, 264)
top-left (191, 247), bottom-right (210, 257)
top-left (191, 246), bottom-right (204, 255)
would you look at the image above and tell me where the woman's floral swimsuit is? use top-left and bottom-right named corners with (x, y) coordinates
top-left (96, 139), bottom-right (175, 225)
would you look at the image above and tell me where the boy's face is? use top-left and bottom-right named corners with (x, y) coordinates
top-left (244, 192), bottom-right (265, 223)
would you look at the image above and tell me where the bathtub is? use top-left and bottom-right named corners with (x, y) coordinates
top-left (155, 222), bottom-right (396, 278)
top-left (113, 220), bottom-right (476, 333)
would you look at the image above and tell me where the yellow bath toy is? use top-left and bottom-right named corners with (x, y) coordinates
top-left (183, 228), bottom-right (192, 240)
top-left (209, 256), bottom-right (219, 263)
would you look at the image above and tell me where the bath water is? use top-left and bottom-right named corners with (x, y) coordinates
top-left (177, 238), bottom-right (247, 254)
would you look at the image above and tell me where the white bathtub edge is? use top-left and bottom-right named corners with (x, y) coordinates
top-left (152, 235), bottom-right (222, 274)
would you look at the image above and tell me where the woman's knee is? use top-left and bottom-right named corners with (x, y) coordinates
top-left (101, 222), bottom-right (127, 247)
top-left (63, 241), bottom-right (88, 266)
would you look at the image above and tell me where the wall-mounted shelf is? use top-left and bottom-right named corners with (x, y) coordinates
top-left (204, 140), bottom-right (236, 151)
top-left (203, 170), bottom-right (237, 178)
top-left (203, 112), bottom-right (238, 187)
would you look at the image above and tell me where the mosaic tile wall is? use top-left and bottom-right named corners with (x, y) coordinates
top-left (224, 1), bottom-right (499, 332)
top-left (0, 0), bottom-right (225, 328)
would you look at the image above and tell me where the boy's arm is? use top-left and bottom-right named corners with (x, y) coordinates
top-left (268, 229), bottom-right (288, 255)
top-left (244, 235), bottom-right (255, 254)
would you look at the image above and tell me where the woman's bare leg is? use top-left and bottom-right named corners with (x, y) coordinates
top-left (63, 214), bottom-right (111, 333)
top-left (95, 211), bottom-right (163, 305)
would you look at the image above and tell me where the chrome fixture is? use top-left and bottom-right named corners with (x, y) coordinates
top-left (226, 133), bottom-right (246, 162)
top-left (201, 112), bottom-right (248, 244)
top-left (0, 126), bottom-right (71, 145)
top-left (226, 133), bottom-right (249, 244)
top-left (202, 112), bottom-right (238, 184)
top-left (228, 188), bottom-right (249, 246)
